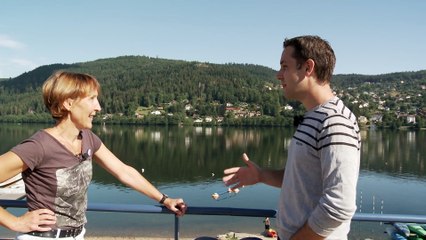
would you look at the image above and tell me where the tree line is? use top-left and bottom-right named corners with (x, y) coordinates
top-left (0, 55), bottom-right (425, 128)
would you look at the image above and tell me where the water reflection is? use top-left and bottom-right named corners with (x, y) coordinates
top-left (1, 123), bottom-right (426, 238)
top-left (90, 125), bottom-right (289, 185)
top-left (361, 129), bottom-right (426, 176)
top-left (1, 123), bottom-right (425, 182)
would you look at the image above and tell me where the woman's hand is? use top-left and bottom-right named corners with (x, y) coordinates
top-left (13, 209), bottom-right (56, 233)
top-left (163, 198), bottom-right (187, 217)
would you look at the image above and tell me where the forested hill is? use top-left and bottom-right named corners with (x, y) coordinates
top-left (333, 70), bottom-right (426, 89)
top-left (0, 55), bottom-right (425, 127)
top-left (0, 56), bottom-right (280, 116)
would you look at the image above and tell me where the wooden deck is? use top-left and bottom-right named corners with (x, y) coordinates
top-left (0, 174), bottom-right (25, 200)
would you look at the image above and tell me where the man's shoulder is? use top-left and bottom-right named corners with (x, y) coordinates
top-left (320, 98), bottom-right (357, 124)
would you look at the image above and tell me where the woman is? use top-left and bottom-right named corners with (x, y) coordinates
top-left (0, 71), bottom-right (186, 239)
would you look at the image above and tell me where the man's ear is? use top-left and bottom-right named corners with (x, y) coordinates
top-left (62, 98), bottom-right (74, 111)
top-left (305, 59), bottom-right (315, 76)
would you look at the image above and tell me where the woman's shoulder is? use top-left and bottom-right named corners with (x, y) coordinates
top-left (26, 129), bottom-right (54, 142)
top-left (80, 129), bottom-right (103, 150)
top-left (80, 129), bottom-right (99, 139)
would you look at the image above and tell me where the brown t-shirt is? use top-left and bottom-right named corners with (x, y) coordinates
top-left (11, 129), bottom-right (102, 228)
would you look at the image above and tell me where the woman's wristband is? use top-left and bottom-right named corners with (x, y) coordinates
top-left (159, 193), bottom-right (168, 204)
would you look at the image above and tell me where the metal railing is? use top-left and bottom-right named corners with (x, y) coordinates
top-left (2, 199), bottom-right (426, 239)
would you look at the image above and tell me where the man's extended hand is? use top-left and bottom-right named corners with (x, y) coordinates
top-left (223, 153), bottom-right (261, 190)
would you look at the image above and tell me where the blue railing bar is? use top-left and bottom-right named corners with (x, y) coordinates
top-left (0, 200), bottom-right (26, 209)
top-left (89, 203), bottom-right (277, 217)
top-left (1, 199), bottom-right (275, 240)
top-left (185, 206), bottom-right (277, 217)
top-left (353, 212), bottom-right (426, 223)
top-left (3, 200), bottom-right (426, 226)
top-left (0, 200), bottom-right (276, 217)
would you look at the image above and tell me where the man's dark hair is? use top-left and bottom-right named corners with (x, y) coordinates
top-left (284, 35), bottom-right (336, 84)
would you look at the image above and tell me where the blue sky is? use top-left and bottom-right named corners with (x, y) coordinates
top-left (0, 0), bottom-right (425, 78)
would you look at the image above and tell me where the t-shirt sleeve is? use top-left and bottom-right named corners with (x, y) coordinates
top-left (92, 131), bottom-right (102, 151)
top-left (11, 138), bottom-right (45, 170)
top-left (84, 129), bottom-right (102, 152)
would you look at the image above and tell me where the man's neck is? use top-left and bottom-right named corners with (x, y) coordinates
top-left (302, 83), bottom-right (335, 110)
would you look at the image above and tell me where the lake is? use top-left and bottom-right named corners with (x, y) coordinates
top-left (1, 123), bottom-right (425, 239)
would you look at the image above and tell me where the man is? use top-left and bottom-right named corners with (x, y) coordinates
top-left (223, 35), bottom-right (360, 240)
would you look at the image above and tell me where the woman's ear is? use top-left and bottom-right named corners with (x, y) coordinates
top-left (62, 98), bottom-right (74, 111)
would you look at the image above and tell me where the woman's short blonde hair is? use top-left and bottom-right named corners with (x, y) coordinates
top-left (42, 71), bottom-right (100, 120)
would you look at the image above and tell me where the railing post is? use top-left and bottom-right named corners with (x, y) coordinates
top-left (174, 214), bottom-right (179, 240)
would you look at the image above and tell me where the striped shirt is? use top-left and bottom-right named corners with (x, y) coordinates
top-left (277, 96), bottom-right (361, 240)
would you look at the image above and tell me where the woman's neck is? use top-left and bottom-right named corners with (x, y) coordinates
top-left (51, 121), bottom-right (81, 142)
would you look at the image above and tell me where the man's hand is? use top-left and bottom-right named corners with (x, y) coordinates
top-left (223, 153), bottom-right (261, 190)
top-left (290, 223), bottom-right (325, 240)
